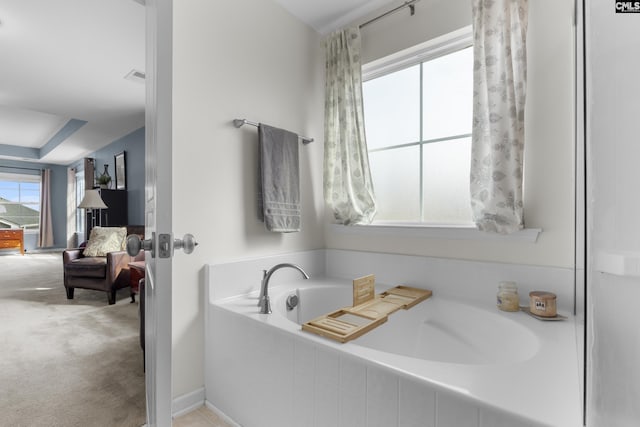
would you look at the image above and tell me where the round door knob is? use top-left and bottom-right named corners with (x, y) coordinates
top-left (127, 235), bottom-right (152, 256)
top-left (174, 233), bottom-right (198, 254)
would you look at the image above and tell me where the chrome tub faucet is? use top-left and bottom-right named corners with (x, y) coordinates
top-left (258, 263), bottom-right (309, 314)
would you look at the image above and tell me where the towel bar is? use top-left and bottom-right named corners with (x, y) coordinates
top-left (233, 119), bottom-right (314, 144)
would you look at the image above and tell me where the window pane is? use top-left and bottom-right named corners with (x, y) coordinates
top-left (363, 39), bottom-right (474, 226)
top-left (20, 189), bottom-right (40, 204)
top-left (422, 46), bottom-right (473, 140)
top-left (76, 170), bottom-right (85, 235)
top-left (0, 181), bottom-right (20, 202)
top-left (369, 146), bottom-right (420, 221)
top-left (363, 65), bottom-right (420, 150)
top-left (422, 138), bottom-right (473, 225)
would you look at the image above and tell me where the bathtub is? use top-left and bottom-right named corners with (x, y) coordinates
top-left (206, 278), bottom-right (582, 427)
top-left (281, 284), bottom-right (541, 365)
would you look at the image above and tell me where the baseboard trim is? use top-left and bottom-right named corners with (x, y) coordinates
top-left (141, 388), bottom-right (238, 425)
top-left (172, 387), bottom-right (205, 418)
top-left (205, 400), bottom-right (241, 427)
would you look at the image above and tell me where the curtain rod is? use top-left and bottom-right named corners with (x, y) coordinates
top-left (359, 0), bottom-right (421, 29)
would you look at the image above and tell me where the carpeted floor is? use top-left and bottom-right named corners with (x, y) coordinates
top-left (0, 252), bottom-right (146, 427)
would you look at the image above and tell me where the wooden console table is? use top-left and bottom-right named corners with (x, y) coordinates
top-left (0, 229), bottom-right (24, 255)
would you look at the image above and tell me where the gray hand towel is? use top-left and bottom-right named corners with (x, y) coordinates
top-left (258, 124), bottom-right (301, 232)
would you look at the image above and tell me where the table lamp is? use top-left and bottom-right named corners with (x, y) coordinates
top-left (78, 189), bottom-right (108, 239)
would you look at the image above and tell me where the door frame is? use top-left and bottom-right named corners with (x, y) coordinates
top-left (144, 0), bottom-right (173, 425)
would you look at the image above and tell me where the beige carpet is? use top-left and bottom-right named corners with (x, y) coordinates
top-left (0, 252), bottom-right (146, 427)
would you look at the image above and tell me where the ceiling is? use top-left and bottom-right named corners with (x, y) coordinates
top-left (0, 0), bottom-right (143, 165)
top-left (274, 0), bottom-right (397, 35)
top-left (0, 0), bottom-right (394, 166)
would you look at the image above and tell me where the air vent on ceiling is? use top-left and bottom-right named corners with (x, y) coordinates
top-left (124, 69), bottom-right (146, 84)
top-left (132, 0), bottom-right (146, 6)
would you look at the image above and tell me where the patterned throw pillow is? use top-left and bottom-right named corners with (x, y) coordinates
top-left (83, 227), bottom-right (127, 257)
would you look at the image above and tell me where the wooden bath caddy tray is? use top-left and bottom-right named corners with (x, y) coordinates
top-left (302, 275), bottom-right (432, 343)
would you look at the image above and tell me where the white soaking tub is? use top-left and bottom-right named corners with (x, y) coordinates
top-left (206, 278), bottom-right (582, 427)
top-left (279, 284), bottom-right (540, 365)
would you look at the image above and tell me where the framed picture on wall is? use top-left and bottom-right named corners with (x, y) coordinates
top-left (114, 151), bottom-right (127, 190)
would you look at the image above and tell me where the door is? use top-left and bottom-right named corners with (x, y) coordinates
top-left (144, 0), bottom-right (173, 425)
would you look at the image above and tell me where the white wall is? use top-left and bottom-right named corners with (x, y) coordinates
top-left (169, 0), bottom-right (578, 403)
top-left (586, 1), bottom-right (640, 425)
top-left (326, 0), bottom-right (577, 269)
top-left (171, 0), bottom-right (325, 397)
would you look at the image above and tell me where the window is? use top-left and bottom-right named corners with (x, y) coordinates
top-left (75, 169), bottom-right (85, 237)
top-left (363, 29), bottom-right (474, 226)
top-left (0, 173), bottom-right (41, 230)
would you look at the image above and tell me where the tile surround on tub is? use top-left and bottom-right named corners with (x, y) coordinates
top-left (206, 248), bottom-right (574, 313)
top-left (293, 340), bottom-right (315, 427)
top-left (206, 250), bottom-right (326, 302)
top-left (338, 356), bottom-right (367, 427)
top-left (366, 366), bottom-right (399, 427)
top-left (315, 346), bottom-right (340, 426)
top-left (205, 249), bottom-right (579, 427)
top-left (399, 377), bottom-right (436, 427)
top-left (436, 392), bottom-right (479, 427)
top-left (326, 250), bottom-right (575, 313)
top-left (206, 296), bottom-right (578, 426)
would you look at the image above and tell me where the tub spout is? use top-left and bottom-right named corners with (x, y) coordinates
top-left (258, 263), bottom-right (309, 314)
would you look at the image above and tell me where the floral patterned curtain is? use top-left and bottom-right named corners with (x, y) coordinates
top-left (324, 27), bottom-right (376, 225)
top-left (470, 0), bottom-right (528, 234)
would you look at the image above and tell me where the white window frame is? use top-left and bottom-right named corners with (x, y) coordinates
top-left (75, 169), bottom-right (85, 237)
top-left (340, 26), bottom-right (541, 242)
top-left (0, 171), bottom-right (41, 234)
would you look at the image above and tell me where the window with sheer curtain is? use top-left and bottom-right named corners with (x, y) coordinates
top-left (363, 34), bottom-right (474, 226)
top-left (75, 169), bottom-right (85, 236)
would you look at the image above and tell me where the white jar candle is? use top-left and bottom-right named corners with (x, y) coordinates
top-left (497, 281), bottom-right (520, 312)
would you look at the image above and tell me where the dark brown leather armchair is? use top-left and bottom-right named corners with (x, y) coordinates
top-left (63, 226), bottom-right (144, 305)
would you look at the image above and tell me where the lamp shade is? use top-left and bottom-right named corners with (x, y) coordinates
top-left (78, 189), bottom-right (107, 209)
